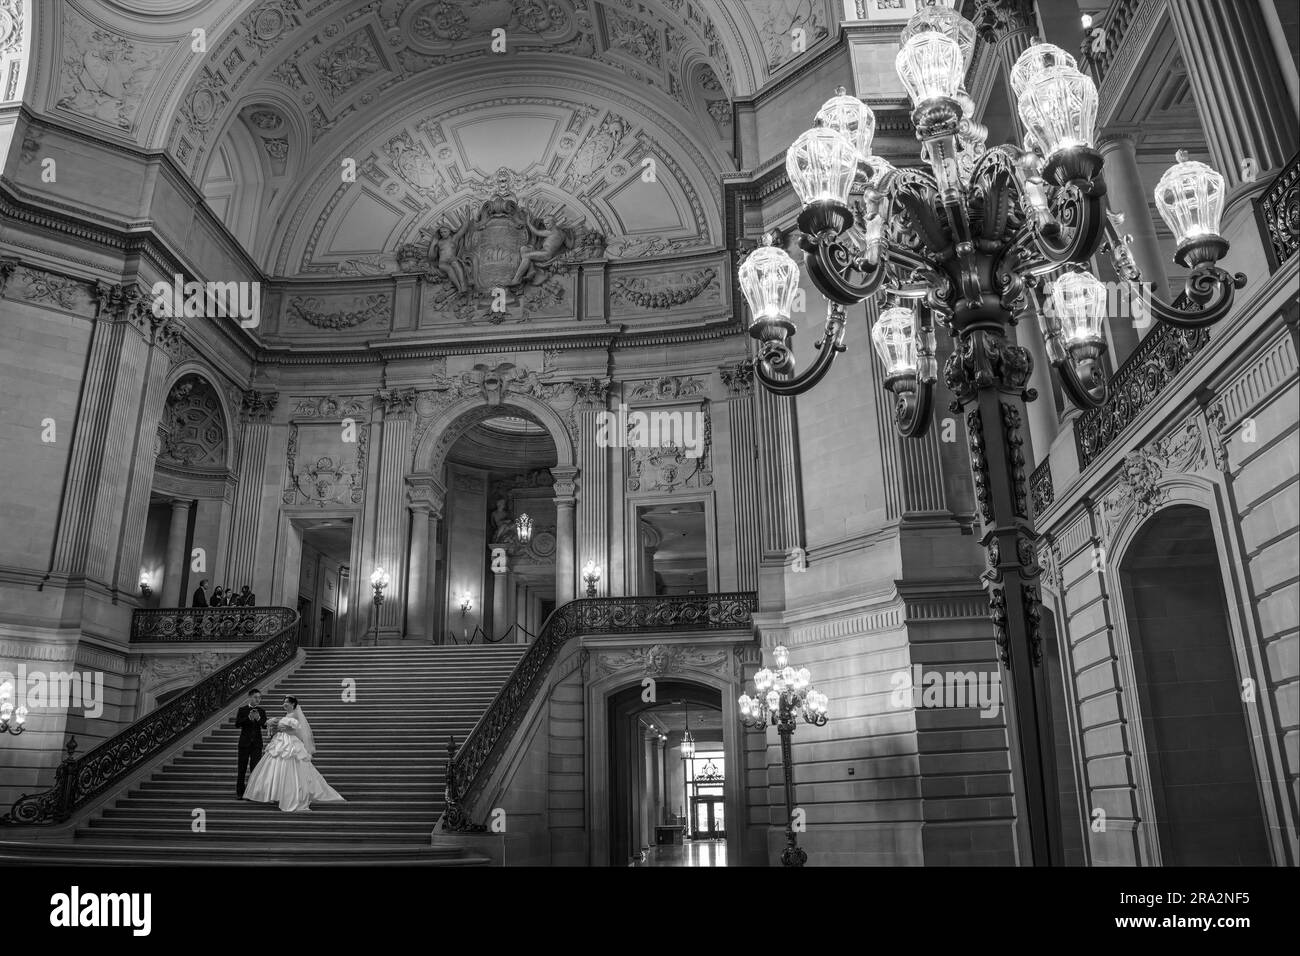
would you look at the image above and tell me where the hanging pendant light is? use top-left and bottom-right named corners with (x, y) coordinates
top-left (681, 700), bottom-right (696, 759)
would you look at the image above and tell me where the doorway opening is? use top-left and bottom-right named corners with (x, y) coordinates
top-left (635, 501), bottom-right (709, 595)
top-left (1119, 505), bottom-right (1271, 864)
top-left (296, 518), bottom-right (354, 647)
top-left (609, 681), bottom-right (727, 867)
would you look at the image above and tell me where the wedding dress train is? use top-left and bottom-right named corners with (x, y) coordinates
top-left (242, 708), bottom-right (345, 812)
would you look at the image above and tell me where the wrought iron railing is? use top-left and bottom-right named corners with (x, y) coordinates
top-left (1079, 0), bottom-right (1143, 83)
top-left (1075, 319), bottom-right (1211, 469)
top-left (1029, 458), bottom-right (1054, 518)
top-left (1259, 151), bottom-right (1299, 269)
top-left (446, 593), bottom-right (757, 811)
top-left (130, 606), bottom-right (296, 643)
top-left (3, 607), bottom-right (299, 825)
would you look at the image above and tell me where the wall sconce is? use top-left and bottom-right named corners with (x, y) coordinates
top-left (139, 579), bottom-right (152, 599)
top-left (460, 590), bottom-right (473, 616)
top-left (0, 680), bottom-right (28, 736)
top-left (582, 560), bottom-right (602, 598)
top-left (516, 513), bottom-right (534, 544)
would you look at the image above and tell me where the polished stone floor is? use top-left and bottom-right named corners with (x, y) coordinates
top-left (634, 840), bottom-right (728, 867)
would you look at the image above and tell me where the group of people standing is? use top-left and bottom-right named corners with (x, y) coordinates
top-left (191, 580), bottom-right (256, 608)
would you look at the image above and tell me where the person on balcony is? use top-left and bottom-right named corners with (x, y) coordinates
top-left (211, 586), bottom-right (226, 607)
top-left (191, 579), bottom-right (209, 608)
top-left (236, 585), bottom-right (255, 607)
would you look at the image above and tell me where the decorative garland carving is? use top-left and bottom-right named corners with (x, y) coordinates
top-left (286, 294), bottom-right (389, 330)
top-left (610, 267), bottom-right (718, 310)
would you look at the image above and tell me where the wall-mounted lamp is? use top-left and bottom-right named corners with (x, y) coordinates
top-left (139, 579), bottom-right (152, 599)
top-left (460, 590), bottom-right (473, 616)
top-left (516, 513), bottom-right (533, 544)
top-left (582, 560), bottom-right (602, 598)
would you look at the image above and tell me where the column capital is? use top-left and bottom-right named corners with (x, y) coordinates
top-left (551, 464), bottom-right (579, 499)
top-left (406, 473), bottom-right (446, 516)
top-left (240, 389), bottom-right (279, 424)
top-left (1095, 129), bottom-right (1138, 152)
top-left (376, 386), bottom-right (418, 417)
top-left (573, 378), bottom-right (611, 407)
top-left (971, 0), bottom-right (1037, 45)
top-left (718, 361), bottom-right (755, 397)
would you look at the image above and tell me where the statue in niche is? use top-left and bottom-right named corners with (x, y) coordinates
top-left (491, 497), bottom-right (513, 542)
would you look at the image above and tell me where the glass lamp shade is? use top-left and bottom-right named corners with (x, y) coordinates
top-left (739, 694), bottom-right (753, 715)
top-left (899, 5), bottom-right (976, 67)
top-left (766, 690), bottom-right (781, 711)
top-left (515, 513), bottom-right (533, 543)
top-left (0, 701), bottom-right (10, 720)
top-left (738, 240), bottom-right (801, 327)
top-left (896, 31), bottom-right (965, 105)
top-left (370, 567), bottom-right (390, 589)
top-left (815, 86), bottom-right (876, 159)
top-left (1050, 271), bottom-right (1108, 344)
top-left (871, 306), bottom-right (919, 376)
top-left (681, 733), bottom-right (695, 758)
top-left (1010, 44), bottom-right (1078, 98)
top-left (1016, 63), bottom-right (1098, 158)
top-left (772, 645), bottom-right (790, 668)
top-left (1154, 150), bottom-right (1226, 245)
top-left (785, 127), bottom-right (860, 208)
top-left (754, 668), bottom-right (773, 691)
top-left (0, 679), bottom-right (11, 702)
top-left (795, 667), bottom-right (811, 690)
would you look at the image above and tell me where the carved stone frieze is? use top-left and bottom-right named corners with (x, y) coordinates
top-left (594, 642), bottom-right (729, 678)
top-left (610, 267), bottom-right (718, 310)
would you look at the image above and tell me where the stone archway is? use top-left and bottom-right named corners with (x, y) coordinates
top-left (410, 393), bottom-right (579, 612)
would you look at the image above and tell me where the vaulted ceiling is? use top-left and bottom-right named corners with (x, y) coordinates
top-left (26, 0), bottom-right (840, 275)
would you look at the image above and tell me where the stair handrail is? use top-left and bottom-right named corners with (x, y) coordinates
top-left (447, 592), bottom-right (757, 810)
top-left (2, 606), bottom-right (300, 826)
top-left (130, 606), bottom-right (296, 643)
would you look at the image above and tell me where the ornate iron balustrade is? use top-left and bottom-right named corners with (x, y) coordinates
top-left (1260, 151), bottom-right (1299, 268)
top-left (1075, 319), bottom-right (1211, 470)
top-left (3, 608), bottom-right (299, 826)
top-left (1079, 0), bottom-right (1143, 83)
top-left (1029, 458), bottom-right (1054, 518)
top-left (446, 593), bottom-right (757, 810)
top-left (130, 606), bottom-right (296, 643)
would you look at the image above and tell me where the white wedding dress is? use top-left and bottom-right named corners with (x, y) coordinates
top-left (242, 707), bottom-right (345, 812)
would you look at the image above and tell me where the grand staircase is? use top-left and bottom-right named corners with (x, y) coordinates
top-left (4, 644), bottom-right (523, 865)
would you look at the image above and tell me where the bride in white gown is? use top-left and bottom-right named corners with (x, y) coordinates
top-left (242, 696), bottom-right (345, 812)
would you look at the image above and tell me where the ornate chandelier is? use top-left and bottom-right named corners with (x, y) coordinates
top-left (738, 14), bottom-right (1246, 429)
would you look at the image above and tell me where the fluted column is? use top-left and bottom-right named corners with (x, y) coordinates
top-left (574, 380), bottom-right (610, 596)
top-left (720, 362), bottom-right (760, 588)
top-left (116, 318), bottom-right (184, 597)
top-left (973, 0), bottom-right (1040, 110)
top-left (1096, 133), bottom-right (1168, 359)
top-left (51, 284), bottom-right (154, 589)
top-left (405, 474), bottom-right (444, 643)
top-left (226, 390), bottom-right (277, 593)
top-left (754, 384), bottom-right (803, 560)
top-left (373, 389), bottom-right (417, 638)
top-left (160, 499), bottom-right (191, 608)
top-left (1167, 0), bottom-right (1298, 189)
top-left (552, 465), bottom-right (579, 604)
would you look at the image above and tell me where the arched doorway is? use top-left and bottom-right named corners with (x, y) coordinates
top-left (139, 373), bottom-right (234, 608)
top-left (1118, 504), bottom-right (1270, 865)
top-left (608, 681), bottom-right (726, 866)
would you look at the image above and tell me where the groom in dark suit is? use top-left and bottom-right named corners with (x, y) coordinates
top-left (235, 688), bottom-right (267, 798)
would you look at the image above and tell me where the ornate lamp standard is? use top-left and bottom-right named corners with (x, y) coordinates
top-left (582, 560), bottom-right (602, 598)
top-left (737, 9), bottom-right (1246, 866)
top-left (738, 645), bottom-right (829, 867)
top-left (369, 566), bottom-right (390, 646)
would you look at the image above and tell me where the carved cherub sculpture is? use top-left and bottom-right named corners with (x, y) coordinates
top-left (511, 214), bottom-right (569, 286)
top-left (428, 206), bottom-right (472, 293)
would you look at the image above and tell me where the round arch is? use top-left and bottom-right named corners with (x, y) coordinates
top-left (587, 662), bottom-right (747, 867)
top-left (158, 363), bottom-right (238, 470)
top-left (411, 393), bottom-right (575, 477)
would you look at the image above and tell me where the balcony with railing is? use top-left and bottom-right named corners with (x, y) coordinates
top-left (130, 606), bottom-right (297, 643)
